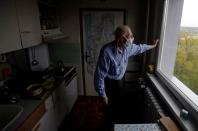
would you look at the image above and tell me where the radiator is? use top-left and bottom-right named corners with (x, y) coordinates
top-left (144, 87), bottom-right (167, 122)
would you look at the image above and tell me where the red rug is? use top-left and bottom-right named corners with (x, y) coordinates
top-left (59, 96), bottom-right (107, 131)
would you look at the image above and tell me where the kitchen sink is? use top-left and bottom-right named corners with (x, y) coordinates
top-left (0, 105), bottom-right (23, 130)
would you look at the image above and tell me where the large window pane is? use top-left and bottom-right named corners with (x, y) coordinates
top-left (174, 0), bottom-right (198, 95)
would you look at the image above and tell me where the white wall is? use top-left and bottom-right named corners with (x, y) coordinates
top-left (57, 0), bottom-right (148, 95)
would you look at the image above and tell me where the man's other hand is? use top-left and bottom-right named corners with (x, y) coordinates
top-left (102, 96), bottom-right (108, 106)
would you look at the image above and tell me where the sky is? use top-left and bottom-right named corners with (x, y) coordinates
top-left (181, 0), bottom-right (198, 27)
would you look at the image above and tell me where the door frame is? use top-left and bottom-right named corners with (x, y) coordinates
top-left (79, 8), bottom-right (126, 96)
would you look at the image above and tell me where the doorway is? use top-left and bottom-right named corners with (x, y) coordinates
top-left (80, 9), bottom-right (126, 96)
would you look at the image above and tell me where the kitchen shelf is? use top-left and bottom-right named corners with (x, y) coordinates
top-left (38, 0), bottom-right (59, 30)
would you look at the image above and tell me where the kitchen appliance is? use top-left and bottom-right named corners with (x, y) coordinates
top-left (21, 83), bottom-right (48, 100)
top-left (31, 47), bottom-right (39, 66)
top-left (4, 71), bottom-right (50, 100)
top-left (29, 44), bottom-right (50, 71)
top-left (0, 85), bottom-right (19, 104)
top-left (26, 84), bottom-right (43, 97)
top-left (54, 60), bottom-right (66, 75)
top-left (54, 61), bottom-right (74, 78)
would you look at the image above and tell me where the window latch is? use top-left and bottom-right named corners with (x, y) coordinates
top-left (180, 109), bottom-right (189, 120)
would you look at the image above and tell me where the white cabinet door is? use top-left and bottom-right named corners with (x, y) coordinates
top-left (16, 0), bottom-right (41, 48)
top-left (0, 0), bottom-right (21, 54)
top-left (40, 96), bottom-right (57, 131)
top-left (0, 0), bottom-right (41, 54)
top-left (52, 81), bottom-right (67, 128)
top-left (52, 76), bottom-right (78, 128)
top-left (32, 96), bottom-right (58, 131)
top-left (65, 76), bottom-right (78, 114)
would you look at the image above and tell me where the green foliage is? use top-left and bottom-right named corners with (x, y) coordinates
top-left (174, 31), bottom-right (198, 95)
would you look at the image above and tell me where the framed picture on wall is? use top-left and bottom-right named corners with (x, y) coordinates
top-left (80, 8), bottom-right (126, 95)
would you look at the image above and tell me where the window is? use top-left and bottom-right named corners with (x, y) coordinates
top-left (157, 0), bottom-right (198, 110)
top-left (174, 0), bottom-right (198, 96)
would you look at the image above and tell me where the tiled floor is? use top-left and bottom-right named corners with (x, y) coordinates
top-left (59, 96), bottom-right (144, 131)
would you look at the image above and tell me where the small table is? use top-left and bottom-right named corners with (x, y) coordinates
top-left (114, 123), bottom-right (161, 131)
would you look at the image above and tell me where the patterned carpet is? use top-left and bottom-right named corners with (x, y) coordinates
top-left (59, 96), bottom-right (107, 131)
top-left (59, 95), bottom-right (144, 131)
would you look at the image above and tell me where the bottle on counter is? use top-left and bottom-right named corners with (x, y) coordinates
top-left (1, 63), bottom-right (11, 80)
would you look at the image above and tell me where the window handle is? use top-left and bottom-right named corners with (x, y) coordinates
top-left (85, 51), bottom-right (91, 63)
top-left (180, 109), bottom-right (189, 120)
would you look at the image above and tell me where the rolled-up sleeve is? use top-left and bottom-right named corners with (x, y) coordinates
top-left (128, 43), bottom-right (153, 56)
top-left (94, 49), bottom-right (110, 96)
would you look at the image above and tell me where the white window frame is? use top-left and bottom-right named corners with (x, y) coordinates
top-left (156, 0), bottom-right (198, 118)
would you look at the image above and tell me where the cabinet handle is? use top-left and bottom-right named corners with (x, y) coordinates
top-left (21, 31), bottom-right (32, 34)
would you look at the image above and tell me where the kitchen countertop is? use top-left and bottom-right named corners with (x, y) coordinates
top-left (2, 67), bottom-right (77, 131)
top-left (4, 99), bottom-right (41, 131)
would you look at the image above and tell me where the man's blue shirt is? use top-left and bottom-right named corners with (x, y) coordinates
top-left (94, 40), bottom-right (153, 96)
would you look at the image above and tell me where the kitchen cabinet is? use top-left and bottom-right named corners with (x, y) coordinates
top-left (65, 76), bottom-right (78, 114)
top-left (52, 75), bottom-right (78, 128)
top-left (38, 0), bottom-right (59, 30)
top-left (0, 0), bottom-right (22, 54)
top-left (0, 0), bottom-right (41, 54)
top-left (32, 96), bottom-right (57, 131)
top-left (16, 0), bottom-right (41, 48)
top-left (52, 80), bottom-right (66, 127)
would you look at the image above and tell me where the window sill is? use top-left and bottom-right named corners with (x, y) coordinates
top-left (146, 73), bottom-right (198, 131)
top-left (171, 77), bottom-right (198, 108)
